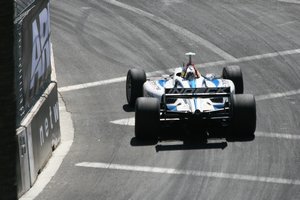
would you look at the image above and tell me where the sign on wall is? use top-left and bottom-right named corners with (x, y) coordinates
top-left (15, 0), bottom-right (52, 124)
top-left (26, 83), bottom-right (61, 183)
top-left (22, 0), bottom-right (52, 113)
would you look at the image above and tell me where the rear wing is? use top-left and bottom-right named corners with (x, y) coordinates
top-left (164, 87), bottom-right (231, 99)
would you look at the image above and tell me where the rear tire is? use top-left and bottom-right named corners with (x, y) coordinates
top-left (126, 68), bottom-right (146, 106)
top-left (135, 97), bottom-right (160, 140)
top-left (227, 94), bottom-right (256, 141)
top-left (222, 65), bottom-right (244, 94)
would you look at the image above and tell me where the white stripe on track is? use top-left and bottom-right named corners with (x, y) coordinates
top-left (110, 118), bottom-right (300, 141)
top-left (103, 0), bottom-right (237, 61)
top-left (278, 0), bottom-right (300, 4)
top-left (233, 49), bottom-right (300, 62)
top-left (255, 132), bottom-right (300, 140)
top-left (255, 89), bottom-right (300, 101)
top-left (76, 162), bottom-right (300, 185)
top-left (58, 77), bottom-right (126, 92)
top-left (58, 48), bottom-right (300, 93)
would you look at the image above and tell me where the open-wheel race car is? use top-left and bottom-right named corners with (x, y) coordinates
top-left (126, 53), bottom-right (256, 141)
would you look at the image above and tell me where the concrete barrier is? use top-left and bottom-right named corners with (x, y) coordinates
top-left (17, 82), bottom-right (61, 198)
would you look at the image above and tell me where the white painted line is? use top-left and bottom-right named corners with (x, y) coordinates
top-left (58, 77), bottom-right (126, 92)
top-left (278, 0), bottom-right (300, 4)
top-left (277, 20), bottom-right (297, 27)
top-left (228, 49), bottom-right (300, 63)
top-left (111, 117), bottom-right (135, 126)
top-left (256, 132), bottom-right (300, 140)
top-left (103, 0), bottom-right (237, 61)
top-left (58, 48), bottom-right (300, 93)
top-left (255, 89), bottom-right (300, 101)
top-left (195, 49), bottom-right (300, 68)
top-left (76, 162), bottom-right (300, 185)
top-left (110, 118), bottom-right (300, 140)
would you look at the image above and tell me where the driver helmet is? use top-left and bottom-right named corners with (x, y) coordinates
top-left (184, 65), bottom-right (197, 80)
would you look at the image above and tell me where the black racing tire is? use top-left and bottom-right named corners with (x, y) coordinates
top-left (222, 65), bottom-right (244, 94)
top-left (135, 97), bottom-right (160, 140)
top-left (126, 68), bottom-right (146, 106)
top-left (227, 94), bottom-right (256, 141)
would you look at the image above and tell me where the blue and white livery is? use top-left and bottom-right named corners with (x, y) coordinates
top-left (143, 64), bottom-right (235, 114)
top-left (126, 52), bottom-right (256, 141)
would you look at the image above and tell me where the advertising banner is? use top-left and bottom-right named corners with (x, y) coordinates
top-left (26, 83), bottom-right (61, 181)
top-left (15, 0), bottom-right (52, 124)
top-left (22, 0), bottom-right (52, 113)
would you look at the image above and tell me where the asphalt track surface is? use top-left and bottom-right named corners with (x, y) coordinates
top-left (35, 0), bottom-right (300, 199)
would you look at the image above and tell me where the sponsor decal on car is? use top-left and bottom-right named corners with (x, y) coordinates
top-left (165, 87), bottom-right (230, 94)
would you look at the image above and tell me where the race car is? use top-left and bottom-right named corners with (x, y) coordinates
top-left (126, 52), bottom-right (256, 141)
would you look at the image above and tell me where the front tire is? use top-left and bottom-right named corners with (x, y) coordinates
top-left (135, 97), bottom-right (160, 140)
top-left (222, 65), bottom-right (244, 94)
top-left (227, 94), bottom-right (256, 141)
top-left (126, 68), bottom-right (146, 106)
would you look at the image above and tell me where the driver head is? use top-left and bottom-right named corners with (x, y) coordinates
top-left (185, 65), bottom-right (196, 81)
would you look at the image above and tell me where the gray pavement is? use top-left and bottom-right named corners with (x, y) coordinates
top-left (35, 0), bottom-right (300, 199)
